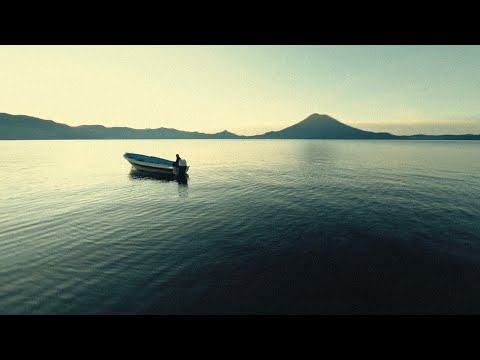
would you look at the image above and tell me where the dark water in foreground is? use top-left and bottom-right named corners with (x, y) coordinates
top-left (1, 140), bottom-right (480, 314)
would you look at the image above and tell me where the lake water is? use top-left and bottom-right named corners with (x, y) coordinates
top-left (1, 139), bottom-right (480, 314)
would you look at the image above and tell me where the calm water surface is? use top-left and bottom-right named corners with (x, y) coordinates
top-left (1, 139), bottom-right (480, 314)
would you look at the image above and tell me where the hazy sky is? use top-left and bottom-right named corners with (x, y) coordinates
top-left (1, 45), bottom-right (480, 135)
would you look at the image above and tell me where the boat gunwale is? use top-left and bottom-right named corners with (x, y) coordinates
top-left (124, 153), bottom-right (174, 169)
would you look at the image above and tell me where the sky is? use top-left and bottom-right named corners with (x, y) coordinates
top-left (1, 45), bottom-right (480, 135)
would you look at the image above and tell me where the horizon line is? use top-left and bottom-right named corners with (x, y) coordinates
top-left (1, 111), bottom-right (480, 138)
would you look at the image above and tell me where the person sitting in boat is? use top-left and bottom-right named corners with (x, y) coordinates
top-left (173, 154), bottom-right (181, 167)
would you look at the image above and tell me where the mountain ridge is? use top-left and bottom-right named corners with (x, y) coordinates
top-left (1, 112), bottom-right (479, 140)
top-left (252, 113), bottom-right (399, 139)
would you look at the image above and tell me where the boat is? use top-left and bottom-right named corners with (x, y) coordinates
top-left (123, 153), bottom-right (189, 176)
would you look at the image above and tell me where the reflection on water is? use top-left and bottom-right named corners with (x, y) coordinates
top-left (177, 181), bottom-right (188, 197)
top-left (128, 169), bottom-right (189, 185)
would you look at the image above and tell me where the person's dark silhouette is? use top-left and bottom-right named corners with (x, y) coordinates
top-left (174, 154), bottom-right (181, 167)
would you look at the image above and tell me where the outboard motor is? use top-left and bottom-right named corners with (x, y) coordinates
top-left (178, 158), bottom-right (187, 177)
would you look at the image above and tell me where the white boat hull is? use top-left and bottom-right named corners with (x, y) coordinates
top-left (124, 156), bottom-right (189, 175)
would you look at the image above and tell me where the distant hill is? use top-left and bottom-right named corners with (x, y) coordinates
top-left (0, 113), bottom-right (244, 140)
top-left (253, 114), bottom-right (399, 139)
top-left (406, 134), bottom-right (480, 140)
top-left (1, 112), bottom-right (479, 140)
top-left (0, 114), bottom-right (79, 139)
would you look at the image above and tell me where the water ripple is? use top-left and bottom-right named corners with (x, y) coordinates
top-left (1, 139), bottom-right (480, 314)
